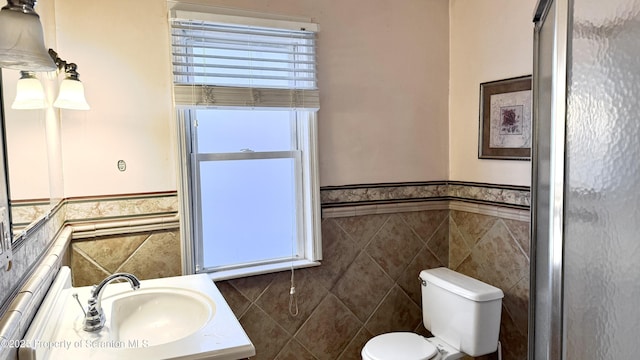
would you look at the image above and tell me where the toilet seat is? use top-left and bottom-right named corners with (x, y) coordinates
top-left (361, 332), bottom-right (439, 360)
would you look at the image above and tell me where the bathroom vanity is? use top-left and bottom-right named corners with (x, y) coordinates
top-left (19, 267), bottom-right (255, 360)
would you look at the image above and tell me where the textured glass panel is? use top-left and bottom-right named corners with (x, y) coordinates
top-left (199, 158), bottom-right (297, 268)
top-left (565, 1), bottom-right (640, 358)
top-left (195, 109), bottom-right (294, 153)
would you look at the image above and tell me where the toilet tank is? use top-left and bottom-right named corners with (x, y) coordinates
top-left (420, 268), bottom-right (504, 357)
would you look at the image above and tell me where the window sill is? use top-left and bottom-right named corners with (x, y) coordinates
top-left (206, 259), bottom-right (321, 281)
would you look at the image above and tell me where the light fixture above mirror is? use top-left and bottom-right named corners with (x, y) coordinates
top-left (49, 49), bottom-right (90, 110)
top-left (0, 0), bottom-right (55, 71)
top-left (11, 71), bottom-right (45, 109)
top-left (11, 49), bottom-right (90, 110)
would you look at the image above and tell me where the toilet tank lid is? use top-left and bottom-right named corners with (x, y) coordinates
top-left (420, 268), bottom-right (504, 302)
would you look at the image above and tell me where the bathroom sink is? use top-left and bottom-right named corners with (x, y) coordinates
top-left (19, 267), bottom-right (254, 360)
top-left (109, 288), bottom-right (215, 347)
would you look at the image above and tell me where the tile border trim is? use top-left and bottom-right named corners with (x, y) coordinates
top-left (320, 181), bottom-right (530, 210)
top-left (322, 200), bottom-right (530, 221)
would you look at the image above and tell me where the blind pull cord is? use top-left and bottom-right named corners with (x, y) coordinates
top-left (289, 266), bottom-right (299, 317)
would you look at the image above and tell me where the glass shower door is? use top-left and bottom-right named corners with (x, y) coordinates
top-left (532, 0), bottom-right (640, 358)
top-left (564, 0), bottom-right (640, 358)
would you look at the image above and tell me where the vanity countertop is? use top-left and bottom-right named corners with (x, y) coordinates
top-left (19, 267), bottom-right (255, 360)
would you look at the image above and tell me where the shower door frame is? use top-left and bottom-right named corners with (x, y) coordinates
top-left (530, 0), bottom-right (570, 359)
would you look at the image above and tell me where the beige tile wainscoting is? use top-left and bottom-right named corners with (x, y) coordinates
top-left (0, 192), bottom-right (178, 360)
top-left (217, 209), bottom-right (447, 360)
top-left (449, 205), bottom-right (529, 360)
top-left (215, 182), bottom-right (530, 360)
top-left (0, 183), bottom-right (529, 360)
top-left (70, 229), bottom-right (181, 286)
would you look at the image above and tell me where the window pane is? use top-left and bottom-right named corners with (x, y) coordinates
top-left (196, 109), bottom-right (294, 153)
top-left (199, 158), bottom-right (297, 268)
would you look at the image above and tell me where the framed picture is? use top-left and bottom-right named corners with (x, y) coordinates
top-left (478, 75), bottom-right (532, 160)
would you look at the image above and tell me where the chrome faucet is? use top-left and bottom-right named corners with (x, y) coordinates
top-left (83, 273), bottom-right (141, 332)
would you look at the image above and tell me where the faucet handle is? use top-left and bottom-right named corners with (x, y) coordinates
top-left (83, 298), bottom-right (105, 332)
top-left (85, 298), bottom-right (99, 317)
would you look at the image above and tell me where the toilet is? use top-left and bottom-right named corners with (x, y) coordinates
top-left (361, 267), bottom-right (504, 360)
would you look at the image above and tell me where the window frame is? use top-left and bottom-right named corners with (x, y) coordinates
top-left (171, 12), bottom-right (322, 280)
top-left (176, 108), bottom-right (321, 280)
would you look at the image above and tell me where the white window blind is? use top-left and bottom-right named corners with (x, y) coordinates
top-left (170, 15), bottom-right (319, 109)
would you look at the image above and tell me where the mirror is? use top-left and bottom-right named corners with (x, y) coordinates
top-left (1, 68), bottom-right (57, 242)
top-left (0, 0), bottom-right (63, 244)
top-left (0, 71), bottom-right (12, 269)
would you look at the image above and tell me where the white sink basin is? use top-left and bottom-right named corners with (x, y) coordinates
top-left (110, 288), bottom-right (215, 347)
top-left (19, 267), bottom-right (254, 360)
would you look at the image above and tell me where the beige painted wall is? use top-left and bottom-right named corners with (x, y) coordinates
top-left (53, 0), bottom-right (176, 197)
top-left (310, 0), bottom-right (450, 185)
top-left (9, 0), bottom-right (539, 200)
top-left (448, 0), bottom-right (535, 186)
top-left (48, 0), bottom-right (449, 198)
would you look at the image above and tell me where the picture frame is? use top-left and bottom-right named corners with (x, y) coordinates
top-left (478, 75), bottom-right (532, 160)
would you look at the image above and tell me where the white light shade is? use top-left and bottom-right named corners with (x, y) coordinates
top-left (0, 7), bottom-right (56, 71)
top-left (53, 78), bottom-right (90, 110)
top-left (12, 72), bottom-right (46, 109)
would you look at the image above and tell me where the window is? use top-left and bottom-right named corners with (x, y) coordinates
top-left (170, 11), bottom-right (321, 280)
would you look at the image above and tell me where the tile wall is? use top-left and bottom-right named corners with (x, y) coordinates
top-left (217, 210), bottom-right (448, 360)
top-left (70, 229), bottom-right (181, 286)
top-left (0, 202), bottom-right (65, 313)
top-left (0, 228), bottom-right (70, 360)
top-left (0, 192), bottom-right (179, 360)
top-left (216, 201), bottom-right (530, 360)
top-left (57, 192), bottom-right (181, 286)
top-left (1, 183), bottom-right (530, 360)
top-left (61, 183), bottom-right (530, 359)
top-left (449, 208), bottom-right (530, 360)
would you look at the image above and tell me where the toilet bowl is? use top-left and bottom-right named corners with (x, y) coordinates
top-left (361, 268), bottom-right (503, 360)
top-left (361, 332), bottom-right (467, 360)
top-left (361, 332), bottom-right (443, 360)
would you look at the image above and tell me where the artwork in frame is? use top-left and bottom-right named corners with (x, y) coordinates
top-left (478, 75), bottom-right (532, 160)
